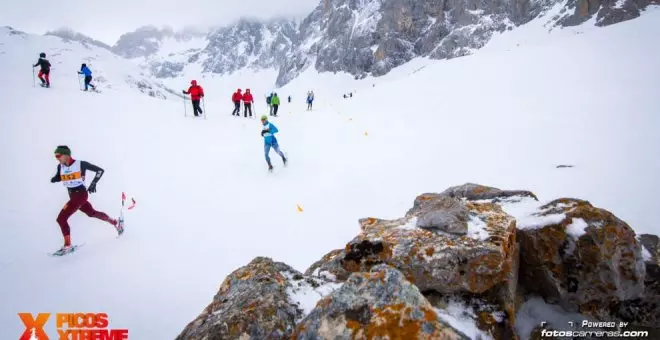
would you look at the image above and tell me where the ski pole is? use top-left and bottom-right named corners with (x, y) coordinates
top-left (202, 97), bottom-right (207, 120)
top-left (77, 74), bottom-right (82, 91)
top-left (183, 95), bottom-right (187, 117)
top-left (32, 67), bottom-right (35, 87)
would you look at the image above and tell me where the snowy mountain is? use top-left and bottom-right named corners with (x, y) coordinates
top-left (276, 0), bottom-right (659, 86)
top-left (199, 19), bottom-right (298, 75)
top-left (105, 0), bottom-right (658, 87)
top-left (0, 26), bottom-right (181, 100)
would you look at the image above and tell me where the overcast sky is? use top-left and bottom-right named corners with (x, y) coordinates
top-left (1, 0), bottom-right (318, 45)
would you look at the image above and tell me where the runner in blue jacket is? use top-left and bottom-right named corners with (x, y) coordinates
top-left (260, 115), bottom-right (287, 171)
top-left (78, 63), bottom-right (96, 91)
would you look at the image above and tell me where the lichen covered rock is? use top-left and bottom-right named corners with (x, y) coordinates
top-left (176, 257), bottom-right (338, 340)
top-left (342, 188), bottom-right (521, 296)
top-left (517, 198), bottom-right (646, 320)
top-left (293, 264), bottom-right (469, 339)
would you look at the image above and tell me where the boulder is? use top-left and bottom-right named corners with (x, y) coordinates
top-left (343, 191), bottom-right (519, 297)
top-left (328, 184), bottom-right (525, 338)
top-left (293, 264), bottom-right (469, 339)
top-left (517, 198), bottom-right (646, 320)
top-left (176, 257), bottom-right (338, 340)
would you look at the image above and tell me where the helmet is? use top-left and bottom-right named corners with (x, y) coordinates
top-left (40, 52), bottom-right (46, 58)
top-left (191, 80), bottom-right (197, 85)
top-left (81, 63), bottom-right (87, 68)
top-left (260, 115), bottom-right (268, 121)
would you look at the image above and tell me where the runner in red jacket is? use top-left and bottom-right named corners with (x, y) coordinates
top-left (242, 88), bottom-right (254, 118)
top-left (182, 80), bottom-right (205, 117)
top-left (232, 89), bottom-right (242, 116)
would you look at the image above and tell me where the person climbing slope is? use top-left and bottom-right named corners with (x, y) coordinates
top-left (288, 95), bottom-right (291, 103)
top-left (260, 115), bottom-right (287, 171)
top-left (33, 52), bottom-right (51, 88)
top-left (50, 145), bottom-right (122, 255)
top-left (271, 92), bottom-right (281, 117)
top-left (306, 90), bottom-right (315, 111)
top-left (266, 93), bottom-right (273, 115)
top-left (232, 88), bottom-right (242, 116)
top-left (243, 88), bottom-right (254, 118)
top-left (78, 63), bottom-right (96, 91)
top-left (182, 80), bottom-right (205, 117)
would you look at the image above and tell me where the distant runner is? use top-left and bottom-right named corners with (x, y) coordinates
top-left (260, 115), bottom-right (287, 171)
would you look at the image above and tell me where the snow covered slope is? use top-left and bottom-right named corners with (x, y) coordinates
top-left (0, 26), bottom-right (179, 99)
top-left (1, 9), bottom-right (659, 340)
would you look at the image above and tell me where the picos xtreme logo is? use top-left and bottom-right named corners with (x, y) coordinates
top-left (18, 312), bottom-right (128, 340)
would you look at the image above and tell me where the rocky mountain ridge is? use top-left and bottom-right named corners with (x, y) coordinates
top-left (42, 0), bottom-right (659, 86)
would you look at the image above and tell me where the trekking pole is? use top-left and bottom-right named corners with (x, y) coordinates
top-left (32, 67), bottom-right (35, 87)
top-left (77, 74), bottom-right (82, 91)
top-left (183, 95), bottom-right (187, 117)
top-left (202, 97), bottom-right (207, 120)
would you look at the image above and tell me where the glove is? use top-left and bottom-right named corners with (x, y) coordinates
top-left (261, 129), bottom-right (270, 136)
top-left (88, 182), bottom-right (97, 193)
top-left (182, 90), bottom-right (186, 94)
top-left (50, 177), bottom-right (58, 183)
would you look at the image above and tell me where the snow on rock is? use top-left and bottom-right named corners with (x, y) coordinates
top-left (293, 265), bottom-right (470, 339)
top-left (517, 198), bottom-right (647, 322)
top-left (565, 217), bottom-right (588, 239)
top-left (281, 270), bottom-right (342, 319)
top-left (434, 302), bottom-right (494, 340)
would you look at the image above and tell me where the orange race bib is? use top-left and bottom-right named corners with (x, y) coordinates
top-left (61, 172), bottom-right (82, 182)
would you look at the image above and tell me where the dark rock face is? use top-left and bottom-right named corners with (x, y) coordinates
top-left (293, 265), bottom-right (469, 339)
top-left (275, 0), bottom-right (657, 86)
top-left (305, 248), bottom-right (351, 281)
top-left (639, 234), bottom-right (660, 295)
top-left (149, 61), bottom-right (185, 78)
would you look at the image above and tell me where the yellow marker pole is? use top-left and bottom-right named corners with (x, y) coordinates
top-left (297, 204), bottom-right (304, 212)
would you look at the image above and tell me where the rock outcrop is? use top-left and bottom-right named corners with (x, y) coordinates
top-left (176, 257), bottom-right (338, 340)
top-left (178, 184), bottom-right (658, 339)
top-left (294, 265), bottom-right (469, 339)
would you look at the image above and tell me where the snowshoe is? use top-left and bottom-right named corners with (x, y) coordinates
top-left (115, 217), bottom-right (125, 236)
top-left (49, 244), bottom-right (83, 257)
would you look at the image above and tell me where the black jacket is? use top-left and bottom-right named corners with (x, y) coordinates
top-left (33, 58), bottom-right (51, 71)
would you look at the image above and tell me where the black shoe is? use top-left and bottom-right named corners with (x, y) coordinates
top-left (283, 157), bottom-right (287, 166)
